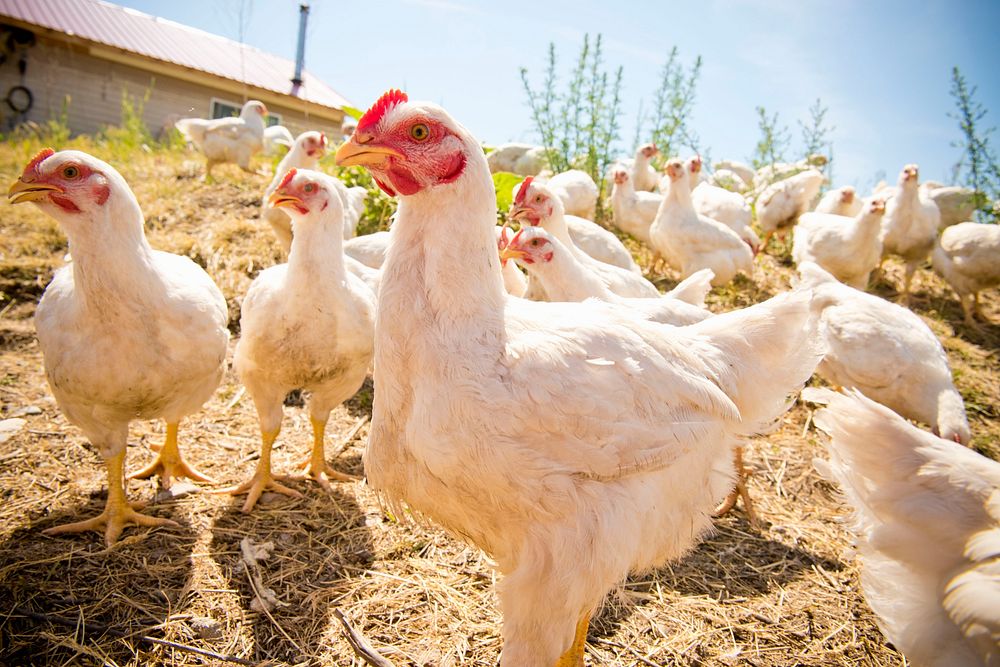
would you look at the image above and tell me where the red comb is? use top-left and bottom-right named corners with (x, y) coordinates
top-left (514, 177), bottom-right (534, 205)
top-left (278, 168), bottom-right (297, 191)
top-left (319, 132), bottom-right (327, 146)
top-left (357, 89), bottom-right (408, 132)
top-left (26, 147), bottom-right (55, 176)
top-left (509, 227), bottom-right (526, 246)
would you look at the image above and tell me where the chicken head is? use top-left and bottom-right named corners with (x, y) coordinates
top-left (508, 177), bottom-right (557, 225)
top-left (334, 89), bottom-right (467, 197)
top-left (269, 167), bottom-right (344, 221)
top-left (498, 226), bottom-right (555, 265)
top-left (8, 148), bottom-right (113, 215)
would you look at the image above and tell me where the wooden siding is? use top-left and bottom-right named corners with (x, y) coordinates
top-left (0, 35), bottom-right (344, 140)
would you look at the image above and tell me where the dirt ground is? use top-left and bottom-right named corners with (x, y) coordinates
top-left (0, 143), bottom-right (997, 666)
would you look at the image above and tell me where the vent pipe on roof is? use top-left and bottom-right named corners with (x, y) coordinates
top-left (291, 3), bottom-right (310, 87)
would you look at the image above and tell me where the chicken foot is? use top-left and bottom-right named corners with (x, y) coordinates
top-left (291, 417), bottom-right (359, 491)
top-left (712, 445), bottom-right (759, 526)
top-left (554, 613), bottom-right (591, 667)
top-left (44, 449), bottom-right (178, 546)
top-left (129, 421), bottom-right (215, 489)
top-left (215, 428), bottom-right (303, 513)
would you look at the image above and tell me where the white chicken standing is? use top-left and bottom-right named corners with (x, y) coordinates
top-left (262, 131), bottom-right (328, 251)
top-left (792, 198), bottom-right (886, 289)
top-left (932, 221), bottom-right (1000, 326)
top-left (336, 89), bottom-right (824, 667)
top-left (799, 263), bottom-right (971, 444)
top-left (755, 168), bottom-right (825, 251)
top-left (814, 185), bottom-right (862, 217)
top-left (500, 225), bottom-right (713, 325)
top-left (650, 158), bottom-right (754, 287)
top-left (608, 166), bottom-right (659, 244)
top-left (807, 388), bottom-right (1000, 667)
top-left (687, 155), bottom-right (761, 255)
top-left (926, 185), bottom-right (979, 230)
top-left (509, 177), bottom-right (657, 298)
top-left (623, 142), bottom-right (660, 192)
top-left (879, 164), bottom-right (941, 303)
top-left (220, 168), bottom-right (374, 512)
top-left (175, 100), bottom-right (268, 180)
top-left (8, 149), bottom-right (229, 545)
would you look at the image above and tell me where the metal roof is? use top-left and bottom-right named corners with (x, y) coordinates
top-left (0, 0), bottom-right (351, 111)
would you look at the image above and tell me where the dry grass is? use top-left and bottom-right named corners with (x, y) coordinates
top-left (0, 140), bottom-right (997, 666)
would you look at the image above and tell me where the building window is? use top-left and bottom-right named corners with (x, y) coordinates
top-left (210, 98), bottom-right (281, 126)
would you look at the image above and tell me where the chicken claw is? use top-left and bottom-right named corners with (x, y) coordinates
top-left (214, 429), bottom-right (303, 512)
top-left (128, 422), bottom-right (216, 489)
top-left (292, 417), bottom-right (360, 491)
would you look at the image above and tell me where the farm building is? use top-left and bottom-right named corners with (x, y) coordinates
top-left (0, 0), bottom-right (351, 139)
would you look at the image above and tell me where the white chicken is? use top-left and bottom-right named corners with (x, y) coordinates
top-left (262, 131), bottom-right (328, 251)
top-left (335, 89), bottom-right (824, 667)
top-left (499, 225), bottom-right (712, 325)
top-left (814, 185), bottom-right (862, 217)
top-left (755, 168), bottom-right (825, 250)
top-left (932, 221), bottom-right (1000, 326)
top-left (544, 168), bottom-right (599, 219)
top-left (496, 226), bottom-right (529, 298)
top-left (221, 168), bottom-right (374, 512)
top-left (509, 177), bottom-right (657, 298)
top-left (175, 100), bottom-right (268, 179)
top-left (687, 155), bottom-right (761, 255)
top-left (712, 159), bottom-right (755, 187)
top-left (792, 198), bottom-right (886, 289)
top-left (343, 230), bottom-right (391, 269)
top-left (608, 166), bottom-right (659, 244)
top-left (880, 164), bottom-right (941, 303)
top-left (624, 142), bottom-right (660, 192)
top-left (709, 168), bottom-right (750, 193)
top-left (8, 149), bottom-right (229, 545)
top-left (806, 388), bottom-right (1000, 667)
top-left (927, 186), bottom-right (979, 229)
top-left (262, 124), bottom-right (294, 156)
top-left (650, 158), bottom-right (754, 287)
top-left (799, 263), bottom-right (971, 444)
top-left (486, 142), bottom-right (547, 176)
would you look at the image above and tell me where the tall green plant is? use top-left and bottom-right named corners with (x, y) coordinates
top-left (799, 98), bottom-right (833, 164)
top-left (949, 66), bottom-right (999, 221)
top-left (644, 47), bottom-right (703, 159)
top-left (520, 33), bottom-right (624, 220)
top-left (751, 106), bottom-right (790, 171)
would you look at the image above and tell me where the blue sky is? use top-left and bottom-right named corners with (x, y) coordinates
top-left (120, 0), bottom-right (1000, 190)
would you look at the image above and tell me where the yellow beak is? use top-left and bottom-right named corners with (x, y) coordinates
top-left (508, 205), bottom-right (531, 221)
top-left (7, 179), bottom-right (61, 205)
top-left (498, 246), bottom-right (526, 263)
top-left (334, 140), bottom-right (403, 168)
top-left (268, 192), bottom-right (302, 209)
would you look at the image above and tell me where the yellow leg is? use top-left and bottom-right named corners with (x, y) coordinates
top-left (215, 428), bottom-right (302, 513)
top-left (44, 449), bottom-right (178, 546)
top-left (712, 446), bottom-right (759, 526)
top-left (129, 422), bottom-right (215, 489)
top-left (555, 613), bottom-right (590, 667)
top-left (295, 417), bottom-right (359, 491)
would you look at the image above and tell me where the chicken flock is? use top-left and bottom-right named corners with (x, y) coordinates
top-left (7, 90), bottom-right (1000, 666)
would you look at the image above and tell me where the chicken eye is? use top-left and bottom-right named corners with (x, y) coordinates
top-left (303, 183), bottom-right (316, 193)
top-left (62, 165), bottom-right (80, 179)
top-left (534, 195), bottom-right (544, 203)
top-left (409, 123), bottom-right (430, 142)
top-left (529, 239), bottom-right (540, 247)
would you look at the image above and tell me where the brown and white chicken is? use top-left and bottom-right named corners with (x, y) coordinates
top-left (792, 198), bottom-right (886, 289)
top-left (880, 164), bottom-right (941, 303)
top-left (650, 159), bottom-right (754, 286)
top-left (807, 388), bottom-right (999, 667)
top-left (8, 149), bottom-right (229, 545)
top-left (175, 100), bottom-right (268, 179)
top-left (500, 225), bottom-right (713, 325)
top-left (932, 221), bottom-right (1000, 326)
top-left (815, 185), bottom-right (862, 217)
top-left (335, 90), bottom-right (823, 667)
top-left (221, 168), bottom-right (374, 511)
